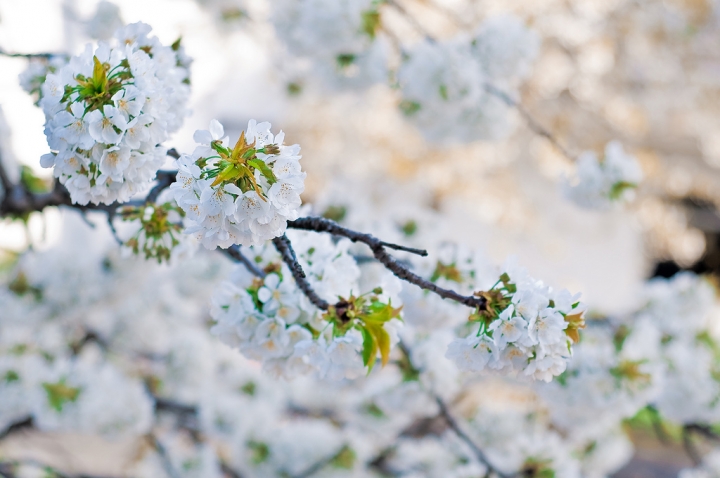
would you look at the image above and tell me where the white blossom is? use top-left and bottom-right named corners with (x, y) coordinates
top-left (37, 22), bottom-right (190, 205)
top-left (564, 141), bottom-right (643, 209)
top-left (171, 119), bottom-right (306, 249)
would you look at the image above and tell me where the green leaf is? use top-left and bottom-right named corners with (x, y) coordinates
top-left (247, 440), bottom-right (270, 464)
top-left (367, 323), bottom-right (391, 367)
top-left (4, 370), bottom-right (19, 383)
top-left (330, 445), bottom-right (356, 469)
top-left (399, 100), bottom-right (421, 116)
top-left (92, 56), bottom-right (107, 93)
top-left (360, 326), bottom-right (378, 370)
top-left (171, 37), bottom-right (182, 51)
top-left (210, 164), bottom-right (241, 187)
top-left (337, 53), bottom-right (356, 69)
top-left (322, 205), bottom-right (347, 222)
top-left (43, 380), bottom-right (80, 412)
top-left (439, 84), bottom-right (449, 101)
top-left (361, 9), bottom-right (381, 39)
top-left (364, 301), bottom-right (402, 324)
top-left (248, 158), bottom-right (277, 185)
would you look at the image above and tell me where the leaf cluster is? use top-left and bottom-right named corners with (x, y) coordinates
top-left (324, 290), bottom-right (402, 372)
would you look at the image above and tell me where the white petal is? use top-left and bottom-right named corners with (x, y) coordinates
top-left (193, 129), bottom-right (213, 144)
top-left (209, 119), bottom-right (224, 140)
top-left (40, 153), bottom-right (56, 168)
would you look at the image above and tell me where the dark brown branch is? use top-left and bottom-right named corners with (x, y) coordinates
top-left (686, 423), bottom-right (720, 442)
top-left (272, 235), bottom-right (331, 310)
top-left (287, 217), bottom-right (486, 310)
top-left (222, 245), bottom-right (266, 278)
top-left (146, 170), bottom-right (178, 204)
top-left (0, 417), bottom-right (33, 441)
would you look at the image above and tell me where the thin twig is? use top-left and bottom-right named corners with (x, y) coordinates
top-left (435, 396), bottom-right (509, 478)
top-left (288, 217), bottom-right (487, 310)
top-left (379, 241), bottom-right (428, 256)
top-left (384, 0), bottom-right (436, 42)
top-left (272, 235), bottom-right (330, 310)
top-left (0, 48), bottom-right (58, 59)
top-left (682, 425), bottom-right (702, 466)
top-left (223, 245), bottom-right (266, 278)
top-left (484, 83), bottom-right (575, 162)
top-left (148, 433), bottom-right (182, 478)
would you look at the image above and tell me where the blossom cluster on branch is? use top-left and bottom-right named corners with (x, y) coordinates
top-left (37, 22), bottom-right (190, 205)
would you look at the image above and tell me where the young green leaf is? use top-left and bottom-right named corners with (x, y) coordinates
top-left (248, 158), bottom-right (277, 185)
top-left (360, 326), bottom-right (378, 370)
top-left (366, 323), bottom-right (391, 367)
top-left (92, 56), bottom-right (107, 93)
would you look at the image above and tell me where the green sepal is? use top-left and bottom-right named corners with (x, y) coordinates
top-left (248, 158), bottom-right (277, 185)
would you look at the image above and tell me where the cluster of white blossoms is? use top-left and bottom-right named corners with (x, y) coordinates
top-left (19, 56), bottom-right (68, 104)
top-left (446, 260), bottom-right (586, 382)
top-left (397, 15), bottom-right (538, 144)
top-left (564, 141), bottom-right (644, 209)
top-left (631, 273), bottom-right (720, 424)
top-left (271, 0), bottom-right (387, 90)
top-left (37, 22), bottom-right (191, 205)
top-left (210, 230), bottom-right (403, 380)
top-left (170, 119), bottom-right (306, 249)
top-left (536, 326), bottom-right (660, 442)
top-left (0, 352), bottom-right (154, 438)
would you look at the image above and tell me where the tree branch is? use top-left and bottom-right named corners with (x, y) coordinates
top-left (287, 217), bottom-right (486, 310)
top-left (434, 396), bottom-right (510, 478)
top-left (484, 83), bottom-right (575, 162)
top-left (272, 235), bottom-right (331, 311)
top-left (222, 245), bottom-right (267, 278)
top-left (682, 425), bottom-right (702, 466)
top-left (0, 417), bottom-right (33, 441)
top-left (148, 433), bottom-right (182, 478)
top-left (0, 48), bottom-right (59, 59)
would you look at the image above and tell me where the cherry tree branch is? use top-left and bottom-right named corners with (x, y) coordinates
top-left (0, 155), bottom-right (485, 313)
top-left (434, 397), bottom-right (510, 478)
top-left (272, 234), bottom-right (331, 310)
top-left (223, 245), bottom-right (267, 278)
top-left (287, 217), bottom-right (487, 310)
